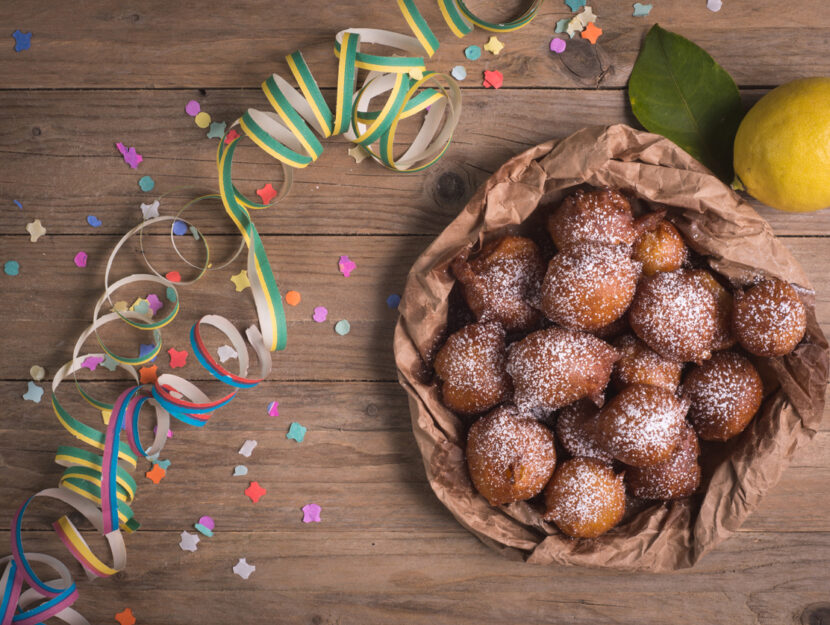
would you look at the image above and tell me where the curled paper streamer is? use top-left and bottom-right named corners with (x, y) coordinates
top-left (0, 2), bottom-right (543, 623)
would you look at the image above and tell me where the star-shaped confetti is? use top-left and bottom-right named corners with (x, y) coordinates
top-left (233, 558), bottom-right (256, 580)
top-left (145, 463), bottom-right (166, 484)
top-left (115, 142), bottom-right (143, 169)
top-left (146, 293), bottom-right (163, 314)
top-left (74, 251), bottom-right (88, 268)
top-left (577, 5), bottom-right (597, 26)
top-left (101, 355), bottom-right (118, 371)
top-left (633, 2), bottom-right (653, 16)
top-left (286, 422), bottom-right (307, 443)
top-left (230, 270), bottom-right (250, 292)
top-left (217, 345), bottom-right (238, 362)
top-left (244, 481), bottom-right (266, 503)
top-left (114, 608), bottom-right (136, 625)
top-left (238, 439), bottom-right (257, 457)
top-left (338, 255), bottom-right (356, 277)
top-left (267, 401), bottom-right (279, 417)
top-left (482, 70), bottom-right (503, 89)
top-left (26, 219), bottom-right (46, 242)
top-left (207, 121), bottom-right (227, 139)
top-left (140, 200), bottom-right (160, 220)
top-left (139, 365), bottom-right (158, 384)
top-left (81, 355), bottom-right (105, 371)
top-left (12, 30), bottom-right (31, 52)
top-left (256, 183), bottom-right (277, 204)
top-left (565, 0), bottom-right (586, 10)
top-left (566, 16), bottom-right (584, 38)
top-left (168, 348), bottom-right (187, 368)
top-left (483, 36), bottom-right (504, 55)
top-left (348, 145), bottom-right (368, 163)
top-left (224, 129), bottom-right (240, 144)
top-left (555, 17), bottom-right (570, 33)
top-left (155, 458), bottom-right (171, 470)
top-left (233, 465), bottom-right (248, 476)
top-left (23, 381), bottom-right (43, 403)
top-left (581, 21), bottom-right (603, 44)
top-left (301, 503), bottom-right (322, 523)
top-left (179, 531), bottom-right (199, 552)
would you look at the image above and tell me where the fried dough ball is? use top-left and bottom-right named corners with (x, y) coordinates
top-left (629, 270), bottom-right (717, 363)
top-left (506, 326), bottom-right (619, 416)
top-left (543, 458), bottom-right (626, 538)
top-left (632, 219), bottom-right (687, 276)
top-left (434, 322), bottom-right (512, 416)
top-left (555, 400), bottom-right (614, 463)
top-left (732, 278), bottom-right (807, 357)
top-left (451, 236), bottom-right (546, 333)
top-left (592, 314), bottom-right (630, 341)
top-left (611, 334), bottom-right (684, 392)
top-left (466, 404), bottom-right (557, 505)
top-left (690, 269), bottom-right (737, 351)
top-left (546, 188), bottom-right (637, 250)
top-left (626, 423), bottom-right (701, 500)
top-left (682, 351), bottom-right (764, 441)
top-left (540, 242), bottom-right (642, 331)
top-left (595, 384), bottom-right (689, 467)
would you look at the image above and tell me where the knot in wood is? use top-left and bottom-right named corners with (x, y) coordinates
top-left (435, 171), bottom-right (465, 204)
top-left (802, 603), bottom-right (830, 625)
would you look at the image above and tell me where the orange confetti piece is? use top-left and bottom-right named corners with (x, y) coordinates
top-left (145, 464), bottom-right (166, 484)
top-left (256, 183), bottom-right (277, 204)
top-left (139, 365), bottom-right (158, 384)
top-left (285, 290), bottom-right (301, 306)
top-left (482, 70), bottom-right (503, 89)
top-left (581, 21), bottom-right (602, 44)
top-left (115, 608), bottom-right (136, 625)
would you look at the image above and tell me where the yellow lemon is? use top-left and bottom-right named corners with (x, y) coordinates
top-left (733, 77), bottom-right (830, 212)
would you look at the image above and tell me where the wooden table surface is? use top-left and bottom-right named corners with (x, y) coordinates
top-left (1, 1), bottom-right (829, 623)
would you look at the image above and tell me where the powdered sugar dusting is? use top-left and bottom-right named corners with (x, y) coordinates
top-left (627, 423), bottom-right (700, 499)
top-left (435, 322), bottom-right (508, 393)
top-left (547, 188), bottom-right (636, 250)
top-left (555, 401), bottom-right (613, 463)
top-left (734, 279), bottom-right (807, 356)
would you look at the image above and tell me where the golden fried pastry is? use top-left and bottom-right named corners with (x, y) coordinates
top-left (540, 242), bottom-right (642, 331)
top-left (506, 326), bottom-right (619, 417)
top-left (592, 314), bottom-right (630, 341)
top-left (546, 188), bottom-right (637, 250)
top-left (434, 322), bottom-right (512, 415)
top-left (690, 269), bottom-right (737, 351)
top-left (732, 278), bottom-right (807, 357)
top-left (451, 236), bottom-right (546, 333)
top-left (543, 457), bottom-right (626, 538)
top-left (555, 400), bottom-right (614, 463)
top-left (632, 219), bottom-right (687, 276)
top-left (629, 269), bottom-right (717, 363)
top-left (626, 423), bottom-right (701, 500)
top-left (611, 334), bottom-right (684, 392)
top-left (466, 404), bottom-right (557, 505)
top-left (682, 351), bottom-right (764, 441)
top-left (595, 384), bottom-right (689, 467)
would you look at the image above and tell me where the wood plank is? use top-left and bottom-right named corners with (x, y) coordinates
top-left (0, 528), bottom-right (827, 625)
top-left (1, 89), bottom-right (828, 237)
top-left (1, 1), bottom-right (828, 89)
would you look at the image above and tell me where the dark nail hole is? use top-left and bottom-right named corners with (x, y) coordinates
top-left (365, 403), bottom-right (378, 417)
top-left (31, 127), bottom-right (41, 136)
top-left (198, 88), bottom-right (207, 97)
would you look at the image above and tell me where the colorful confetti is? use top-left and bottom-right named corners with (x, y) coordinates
top-left (233, 465), bottom-right (248, 476)
top-left (138, 343), bottom-right (156, 360)
top-left (194, 111), bottom-right (212, 128)
top-left (207, 121), bottom-right (227, 139)
top-left (256, 183), bottom-right (277, 204)
top-left (12, 30), bottom-right (31, 52)
top-left (146, 293), bottom-right (163, 314)
top-left (578, 5), bottom-right (598, 25)
top-left (230, 269), bottom-right (250, 292)
top-left (138, 176), bottom-right (155, 192)
top-left (87, 215), bottom-right (102, 227)
top-left (225, 129), bottom-right (240, 144)
top-left (26, 219), bottom-right (46, 242)
top-left (217, 345), bottom-right (238, 362)
top-left (13, 200), bottom-right (22, 210)
top-left (190, 225), bottom-right (200, 240)
top-left (633, 2), bottom-right (653, 16)
top-left (286, 422), bottom-right (307, 443)
top-left (165, 270), bottom-right (181, 283)
top-left (195, 516), bottom-right (215, 537)
top-left (140, 200), bottom-right (160, 220)
top-left (131, 298), bottom-right (150, 315)
top-left (116, 142), bottom-right (143, 169)
top-left (386, 294), bottom-right (401, 309)
top-left (23, 381), bottom-right (43, 403)
top-left (185, 100), bottom-right (201, 116)
top-left (172, 220), bottom-right (188, 236)
top-left (145, 463), bottom-right (166, 484)
top-left (565, 0), bottom-right (586, 10)
top-left (550, 38), bottom-right (567, 53)
top-left (348, 145), bottom-right (368, 163)
top-left (312, 306), bottom-right (328, 323)
top-left (114, 608), bottom-right (136, 625)
top-left (4, 261), bottom-right (19, 276)
top-left (81, 355), bottom-right (105, 371)
top-left (483, 70), bottom-right (503, 89)
top-left (153, 425), bottom-right (173, 439)
top-left (334, 319), bottom-right (351, 336)
top-left (244, 481), bottom-right (267, 503)
top-left (338, 255), bottom-right (356, 277)
top-left (233, 558), bottom-right (256, 580)
top-left (581, 21), bottom-right (603, 44)
top-left (74, 251), bottom-right (88, 268)
top-left (301, 503), bottom-right (322, 523)
top-left (166, 286), bottom-right (177, 302)
top-left (101, 355), bottom-right (118, 371)
top-left (555, 17), bottom-right (570, 33)
top-left (707, 0), bottom-right (722, 11)
top-left (168, 348), bottom-right (188, 368)
top-left (451, 65), bottom-right (467, 81)
top-left (285, 290), bottom-right (301, 306)
top-left (179, 531), bottom-right (200, 552)
top-left (267, 401), bottom-right (280, 417)
top-left (464, 45), bottom-right (481, 60)
top-left (155, 458), bottom-right (171, 470)
top-left (238, 439), bottom-right (258, 458)
top-left (139, 365), bottom-right (158, 384)
top-left (29, 365), bottom-right (45, 381)
top-left (483, 36), bottom-right (504, 55)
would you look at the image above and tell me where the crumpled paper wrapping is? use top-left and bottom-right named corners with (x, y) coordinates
top-left (393, 124), bottom-right (829, 571)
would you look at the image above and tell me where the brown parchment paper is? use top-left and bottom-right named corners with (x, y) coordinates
top-left (393, 124), bottom-right (829, 571)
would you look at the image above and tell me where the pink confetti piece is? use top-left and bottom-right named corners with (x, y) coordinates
top-left (115, 142), bottom-right (143, 169)
top-left (267, 401), bottom-right (279, 417)
top-left (707, 0), bottom-right (722, 11)
top-left (312, 306), bottom-right (328, 323)
top-left (338, 255), bottom-right (356, 277)
top-left (153, 425), bottom-right (173, 439)
top-left (198, 515), bottom-right (215, 531)
top-left (74, 251), bottom-right (88, 268)
top-left (146, 293), bottom-right (163, 315)
top-left (225, 129), bottom-right (240, 144)
top-left (550, 38), bottom-right (567, 53)
top-left (185, 100), bottom-right (201, 116)
top-left (301, 503), bottom-right (322, 523)
top-left (81, 355), bottom-right (105, 371)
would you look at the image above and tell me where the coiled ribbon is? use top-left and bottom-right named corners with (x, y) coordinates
top-left (1, 1), bottom-right (542, 623)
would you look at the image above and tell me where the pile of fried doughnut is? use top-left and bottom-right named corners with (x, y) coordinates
top-left (435, 187), bottom-right (808, 539)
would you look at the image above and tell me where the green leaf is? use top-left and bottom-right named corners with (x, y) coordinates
top-left (628, 24), bottom-right (743, 182)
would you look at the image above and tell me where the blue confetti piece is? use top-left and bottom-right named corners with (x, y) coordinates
top-left (13, 200), bottom-right (22, 210)
top-left (555, 17), bottom-right (571, 33)
top-left (564, 0), bottom-right (585, 11)
top-left (286, 422), bottom-right (307, 443)
top-left (450, 65), bottom-right (467, 81)
top-left (138, 175), bottom-right (155, 192)
top-left (4, 260), bottom-right (20, 276)
top-left (166, 286), bottom-right (177, 302)
top-left (138, 343), bottom-right (156, 359)
top-left (233, 465), bottom-right (248, 476)
top-left (12, 30), bottom-right (32, 52)
top-left (206, 121), bottom-right (227, 139)
top-left (155, 459), bottom-right (171, 470)
top-left (464, 45), bottom-right (481, 61)
top-left (194, 523), bottom-right (213, 538)
top-left (633, 2), bottom-right (653, 16)
top-left (101, 355), bottom-right (118, 371)
top-left (87, 215), bottom-right (102, 227)
top-left (172, 220), bottom-right (188, 236)
top-left (386, 294), bottom-right (401, 309)
top-left (23, 381), bottom-right (43, 403)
